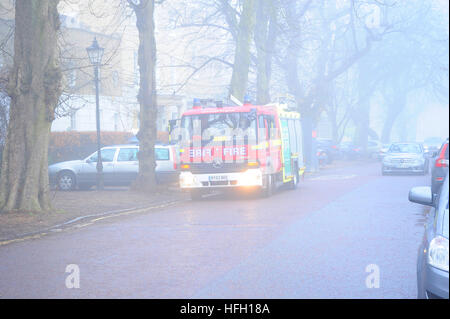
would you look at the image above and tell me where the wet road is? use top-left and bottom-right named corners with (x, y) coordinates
top-left (0, 162), bottom-right (429, 298)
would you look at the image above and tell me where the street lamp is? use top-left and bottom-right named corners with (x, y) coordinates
top-left (86, 38), bottom-right (104, 190)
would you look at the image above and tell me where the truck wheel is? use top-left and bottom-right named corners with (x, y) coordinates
top-left (260, 174), bottom-right (273, 198)
top-left (289, 171), bottom-right (299, 190)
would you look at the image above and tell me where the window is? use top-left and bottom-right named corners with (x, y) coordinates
top-left (70, 111), bottom-right (77, 131)
top-left (69, 69), bottom-right (76, 88)
top-left (294, 120), bottom-right (303, 156)
top-left (180, 112), bottom-right (257, 146)
top-left (288, 119), bottom-right (298, 154)
top-left (155, 148), bottom-right (170, 161)
top-left (89, 148), bottom-right (116, 162)
top-left (114, 113), bottom-right (119, 131)
top-left (265, 115), bottom-right (277, 139)
top-left (117, 148), bottom-right (138, 162)
top-left (258, 115), bottom-right (267, 141)
top-left (112, 71), bottom-right (119, 88)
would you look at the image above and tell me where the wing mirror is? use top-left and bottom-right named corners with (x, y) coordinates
top-left (409, 186), bottom-right (433, 207)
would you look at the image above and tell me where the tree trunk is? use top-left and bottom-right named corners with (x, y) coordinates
top-left (229, 0), bottom-right (255, 101)
top-left (255, 0), bottom-right (276, 105)
top-left (130, 0), bottom-right (157, 193)
top-left (380, 90), bottom-right (406, 143)
top-left (0, 0), bottom-right (62, 213)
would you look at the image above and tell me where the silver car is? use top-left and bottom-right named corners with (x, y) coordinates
top-left (49, 144), bottom-right (179, 190)
top-left (410, 172), bottom-right (449, 299)
top-left (381, 142), bottom-right (429, 175)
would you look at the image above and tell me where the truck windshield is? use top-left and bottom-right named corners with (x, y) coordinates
top-left (180, 112), bottom-right (257, 146)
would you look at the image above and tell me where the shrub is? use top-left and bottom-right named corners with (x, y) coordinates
top-left (48, 131), bottom-right (133, 164)
top-left (48, 131), bottom-right (170, 164)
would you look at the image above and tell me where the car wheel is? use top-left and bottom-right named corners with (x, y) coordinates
top-left (57, 171), bottom-right (76, 191)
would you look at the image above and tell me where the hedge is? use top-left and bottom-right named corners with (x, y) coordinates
top-left (48, 131), bottom-right (133, 164)
top-left (48, 131), bottom-right (169, 164)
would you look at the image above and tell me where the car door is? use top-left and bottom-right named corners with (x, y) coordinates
top-left (114, 147), bottom-right (139, 185)
top-left (155, 147), bottom-right (171, 173)
top-left (78, 148), bottom-right (117, 185)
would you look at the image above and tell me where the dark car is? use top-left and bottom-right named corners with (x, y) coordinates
top-left (381, 142), bottom-right (429, 175)
top-left (316, 138), bottom-right (339, 164)
top-left (431, 138), bottom-right (449, 197)
top-left (409, 173), bottom-right (449, 299)
top-left (339, 141), bottom-right (362, 160)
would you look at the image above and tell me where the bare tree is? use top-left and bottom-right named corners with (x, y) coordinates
top-left (128, 0), bottom-right (158, 192)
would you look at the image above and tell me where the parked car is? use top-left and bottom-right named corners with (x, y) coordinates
top-left (423, 137), bottom-right (444, 156)
top-left (378, 143), bottom-right (391, 160)
top-left (367, 140), bottom-right (382, 159)
top-left (316, 147), bottom-right (329, 166)
top-left (49, 144), bottom-right (179, 190)
top-left (339, 141), bottom-right (362, 160)
top-left (316, 138), bottom-right (339, 164)
top-left (381, 142), bottom-right (429, 175)
top-left (409, 173), bottom-right (449, 299)
top-left (431, 138), bottom-right (449, 197)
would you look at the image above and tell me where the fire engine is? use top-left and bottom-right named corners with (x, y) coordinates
top-left (175, 98), bottom-right (305, 200)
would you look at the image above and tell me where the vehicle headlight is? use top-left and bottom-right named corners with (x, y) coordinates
top-left (239, 169), bottom-right (262, 186)
top-left (428, 236), bottom-right (449, 272)
top-left (179, 172), bottom-right (196, 187)
top-left (383, 157), bottom-right (393, 164)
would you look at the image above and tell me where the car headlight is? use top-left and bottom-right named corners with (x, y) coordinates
top-left (428, 235), bottom-right (449, 272)
top-left (383, 157), bottom-right (393, 164)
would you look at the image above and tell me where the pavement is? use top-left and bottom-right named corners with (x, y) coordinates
top-left (0, 161), bottom-right (430, 298)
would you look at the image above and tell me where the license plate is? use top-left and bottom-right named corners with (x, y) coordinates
top-left (399, 163), bottom-right (410, 168)
top-left (209, 175), bottom-right (227, 182)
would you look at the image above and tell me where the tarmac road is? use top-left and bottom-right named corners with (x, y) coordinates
top-left (0, 161), bottom-right (429, 298)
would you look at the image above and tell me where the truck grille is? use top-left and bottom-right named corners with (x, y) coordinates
top-left (186, 162), bottom-right (248, 174)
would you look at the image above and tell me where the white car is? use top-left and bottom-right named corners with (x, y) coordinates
top-left (382, 142), bottom-right (429, 175)
top-left (48, 144), bottom-right (179, 190)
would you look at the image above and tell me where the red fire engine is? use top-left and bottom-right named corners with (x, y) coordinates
top-left (176, 99), bottom-right (305, 200)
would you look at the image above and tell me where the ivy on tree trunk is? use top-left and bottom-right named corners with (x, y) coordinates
top-left (229, 0), bottom-right (255, 101)
top-left (0, 0), bottom-right (62, 213)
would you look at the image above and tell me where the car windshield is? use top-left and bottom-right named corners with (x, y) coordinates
top-left (88, 148), bottom-right (117, 162)
top-left (180, 112), bottom-right (257, 146)
top-left (388, 144), bottom-right (421, 154)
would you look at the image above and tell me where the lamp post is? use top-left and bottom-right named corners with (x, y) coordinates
top-left (86, 38), bottom-right (104, 190)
